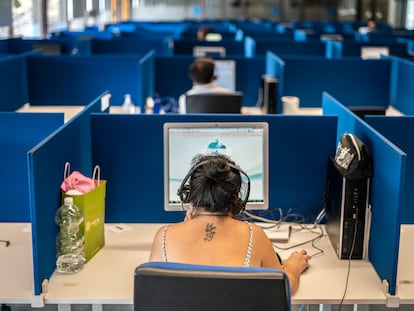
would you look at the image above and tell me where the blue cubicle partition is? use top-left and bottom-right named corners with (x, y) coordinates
top-left (322, 92), bottom-right (406, 296)
top-left (28, 111), bottom-right (336, 295)
top-left (0, 53), bottom-right (30, 111)
top-left (336, 41), bottom-right (408, 58)
top-left (28, 93), bottom-right (107, 296)
top-left (172, 39), bottom-right (246, 56)
top-left (388, 56), bottom-right (414, 115)
top-left (105, 21), bottom-right (189, 40)
top-left (26, 51), bottom-right (155, 109)
top-left (0, 39), bottom-right (8, 53)
top-left (245, 37), bottom-right (329, 57)
top-left (365, 116), bottom-right (414, 224)
top-left (6, 37), bottom-right (87, 55)
top-left (154, 55), bottom-right (265, 107)
top-left (0, 113), bottom-right (64, 222)
top-left (265, 52), bottom-right (392, 110)
top-left (90, 114), bottom-right (337, 223)
top-left (90, 37), bottom-right (173, 56)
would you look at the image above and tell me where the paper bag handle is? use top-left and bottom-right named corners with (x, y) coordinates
top-left (93, 165), bottom-right (101, 186)
top-left (64, 162), bottom-right (71, 179)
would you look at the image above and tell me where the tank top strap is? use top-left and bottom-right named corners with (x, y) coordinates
top-left (161, 224), bottom-right (170, 262)
top-left (243, 222), bottom-right (253, 267)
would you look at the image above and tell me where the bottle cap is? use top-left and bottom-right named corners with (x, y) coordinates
top-left (64, 197), bottom-right (73, 205)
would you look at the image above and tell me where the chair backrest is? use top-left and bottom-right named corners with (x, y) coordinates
top-left (134, 262), bottom-right (291, 311)
top-left (185, 92), bottom-right (243, 113)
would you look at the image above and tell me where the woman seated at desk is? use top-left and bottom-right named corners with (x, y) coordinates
top-left (149, 154), bottom-right (310, 295)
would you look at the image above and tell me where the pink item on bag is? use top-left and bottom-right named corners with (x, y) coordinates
top-left (60, 171), bottom-right (96, 194)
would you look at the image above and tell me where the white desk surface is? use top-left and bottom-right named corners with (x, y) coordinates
top-left (396, 224), bottom-right (414, 304)
top-left (16, 105), bottom-right (84, 123)
top-left (0, 223), bottom-right (34, 304)
top-left (43, 223), bottom-right (387, 306)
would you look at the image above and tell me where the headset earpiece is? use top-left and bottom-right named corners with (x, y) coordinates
top-left (178, 184), bottom-right (191, 203)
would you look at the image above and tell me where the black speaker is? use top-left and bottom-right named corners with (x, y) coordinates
top-left (262, 75), bottom-right (278, 114)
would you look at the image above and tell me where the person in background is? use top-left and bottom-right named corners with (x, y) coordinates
top-left (149, 154), bottom-right (310, 295)
top-left (178, 57), bottom-right (231, 113)
top-left (197, 26), bottom-right (213, 41)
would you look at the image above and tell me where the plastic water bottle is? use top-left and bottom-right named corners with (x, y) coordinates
top-left (122, 94), bottom-right (139, 114)
top-left (55, 197), bottom-right (86, 273)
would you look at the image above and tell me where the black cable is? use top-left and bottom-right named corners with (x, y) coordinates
top-left (338, 208), bottom-right (359, 311)
top-left (273, 225), bottom-right (325, 258)
top-left (0, 240), bottom-right (10, 247)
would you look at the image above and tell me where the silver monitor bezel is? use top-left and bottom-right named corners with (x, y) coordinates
top-left (163, 121), bottom-right (269, 211)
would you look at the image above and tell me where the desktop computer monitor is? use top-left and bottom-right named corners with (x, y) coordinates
top-left (32, 42), bottom-right (62, 55)
top-left (163, 122), bottom-right (269, 211)
top-left (214, 60), bottom-right (236, 92)
top-left (193, 46), bottom-right (226, 58)
top-left (360, 46), bottom-right (389, 59)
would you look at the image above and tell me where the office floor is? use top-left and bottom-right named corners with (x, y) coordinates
top-left (3, 304), bottom-right (413, 310)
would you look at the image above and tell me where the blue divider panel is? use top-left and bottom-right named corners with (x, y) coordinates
top-left (0, 112), bottom-right (63, 221)
top-left (91, 37), bottom-right (172, 56)
top-left (173, 39), bottom-right (245, 56)
top-left (253, 40), bottom-right (328, 57)
top-left (7, 37), bottom-right (80, 55)
top-left (322, 93), bottom-right (406, 296)
top-left (26, 54), bottom-right (144, 107)
top-left (90, 114), bottom-right (337, 223)
top-left (28, 94), bottom-right (106, 295)
top-left (0, 39), bottom-right (8, 53)
top-left (266, 53), bottom-right (391, 108)
top-left (154, 56), bottom-right (265, 107)
top-left (365, 116), bottom-right (414, 223)
top-left (0, 54), bottom-right (29, 111)
top-left (341, 42), bottom-right (408, 58)
top-left (388, 56), bottom-right (414, 115)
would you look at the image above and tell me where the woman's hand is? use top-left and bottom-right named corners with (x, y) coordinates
top-left (283, 249), bottom-right (311, 274)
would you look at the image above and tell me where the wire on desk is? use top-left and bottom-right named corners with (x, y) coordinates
top-left (273, 224), bottom-right (325, 258)
top-left (0, 240), bottom-right (10, 247)
top-left (338, 207), bottom-right (359, 311)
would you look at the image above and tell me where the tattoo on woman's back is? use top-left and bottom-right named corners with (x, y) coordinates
top-left (204, 223), bottom-right (216, 241)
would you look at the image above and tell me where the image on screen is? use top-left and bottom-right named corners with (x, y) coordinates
top-left (164, 122), bottom-right (269, 211)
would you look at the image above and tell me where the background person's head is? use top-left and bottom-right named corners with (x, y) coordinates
top-left (197, 26), bottom-right (213, 41)
top-left (189, 57), bottom-right (216, 85)
top-left (183, 154), bottom-right (249, 215)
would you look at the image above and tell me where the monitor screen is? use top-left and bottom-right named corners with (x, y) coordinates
top-left (32, 43), bottom-right (62, 55)
top-left (360, 46), bottom-right (389, 59)
top-left (164, 122), bottom-right (269, 211)
top-left (213, 60), bottom-right (236, 92)
top-left (193, 46), bottom-right (226, 57)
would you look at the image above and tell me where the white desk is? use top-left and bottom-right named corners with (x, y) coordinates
top-left (396, 224), bottom-right (414, 304)
top-left (42, 223), bottom-right (388, 311)
top-left (0, 223), bottom-right (35, 305)
top-left (16, 105), bottom-right (84, 123)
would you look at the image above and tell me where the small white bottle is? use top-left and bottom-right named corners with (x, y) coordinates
top-left (122, 94), bottom-right (139, 114)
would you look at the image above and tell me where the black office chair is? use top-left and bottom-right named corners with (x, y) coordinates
top-left (185, 92), bottom-right (243, 113)
top-left (134, 262), bottom-right (291, 311)
top-left (348, 106), bottom-right (386, 119)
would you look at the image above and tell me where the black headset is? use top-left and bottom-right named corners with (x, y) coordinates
top-left (177, 158), bottom-right (251, 212)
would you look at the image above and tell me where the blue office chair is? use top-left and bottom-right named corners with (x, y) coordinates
top-left (134, 261), bottom-right (291, 311)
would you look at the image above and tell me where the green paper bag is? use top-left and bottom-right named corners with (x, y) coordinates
top-left (61, 163), bottom-right (106, 262)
